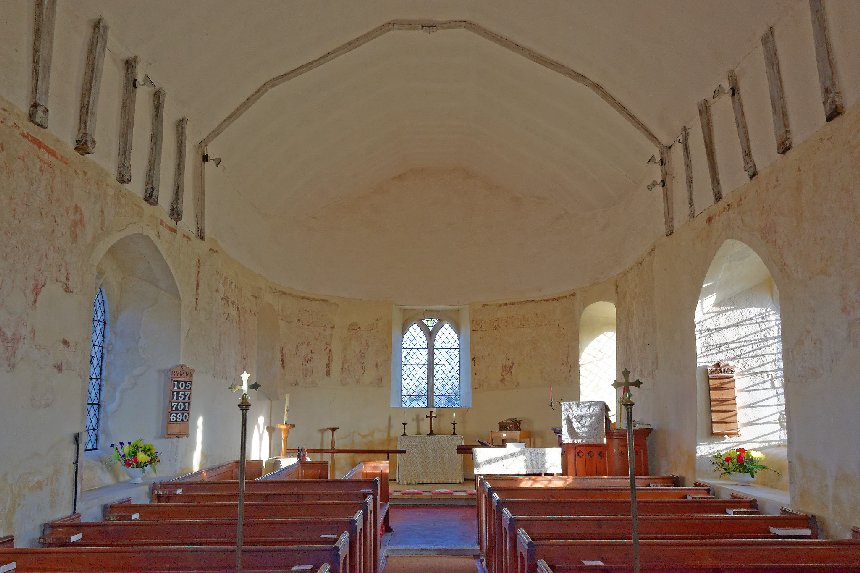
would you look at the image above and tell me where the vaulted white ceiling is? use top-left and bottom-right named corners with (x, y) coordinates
top-left (66, 1), bottom-right (797, 303)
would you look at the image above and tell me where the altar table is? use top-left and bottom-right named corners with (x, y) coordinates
top-left (396, 434), bottom-right (464, 484)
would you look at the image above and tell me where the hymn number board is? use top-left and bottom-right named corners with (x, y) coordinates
top-left (166, 364), bottom-right (194, 437)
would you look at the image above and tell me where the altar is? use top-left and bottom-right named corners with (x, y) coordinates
top-left (396, 434), bottom-right (464, 484)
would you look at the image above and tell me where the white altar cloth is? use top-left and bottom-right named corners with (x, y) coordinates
top-left (396, 434), bottom-right (464, 484)
top-left (472, 446), bottom-right (563, 475)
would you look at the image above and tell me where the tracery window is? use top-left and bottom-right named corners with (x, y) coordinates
top-left (401, 317), bottom-right (462, 408)
top-left (85, 288), bottom-right (107, 451)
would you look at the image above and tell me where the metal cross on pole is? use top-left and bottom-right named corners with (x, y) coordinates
top-left (612, 368), bottom-right (643, 573)
top-left (230, 371), bottom-right (261, 573)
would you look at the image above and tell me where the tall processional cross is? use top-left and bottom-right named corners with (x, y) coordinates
top-left (425, 410), bottom-right (437, 435)
top-left (612, 368), bottom-right (642, 407)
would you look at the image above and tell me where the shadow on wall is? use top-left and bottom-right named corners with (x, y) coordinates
top-left (694, 240), bottom-right (788, 490)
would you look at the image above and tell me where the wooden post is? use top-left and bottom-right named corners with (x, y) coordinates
top-left (144, 88), bottom-right (166, 205)
top-left (680, 126), bottom-right (695, 220)
top-left (697, 99), bottom-right (722, 204)
top-left (170, 118), bottom-right (188, 222)
top-left (808, 0), bottom-right (843, 121)
top-left (29, 0), bottom-right (57, 128)
top-left (728, 70), bottom-right (757, 179)
top-left (761, 27), bottom-right (792, 154)
top-left (116, 57), bottom-right (138, 184)
top-left (275, 423), bottom-right (295, 457)
top-left (195, 144), bottom-right (206, 239)
top-left (659, 146), bottom-right (673, 236)
top-left (75, 18), bottom-right (109, 155)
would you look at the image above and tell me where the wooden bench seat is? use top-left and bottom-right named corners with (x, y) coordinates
top-left (168, 460), bottom-right (267, 482)
top-left (152, 490), bottom-right (373, 504)
top-left (477, 475), bottom-right (679, 554)
top-left (500, 511), bottom-right (818, 573)
top-left (517, 534), bottom-right (860, 573)
top-left (260, 460), bottom-right (330, 479)
top-left (106, 498), bottom-right (376, 573)
top-left (41, 514), bottom-right (366, 573)
top-left (486, 494), bottom-right (758, 573)
top-left (0, 540), bottom-right (348, 572)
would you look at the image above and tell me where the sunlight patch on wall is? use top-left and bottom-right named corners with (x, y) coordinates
top-left (193, 415), bottom-right (203, 471)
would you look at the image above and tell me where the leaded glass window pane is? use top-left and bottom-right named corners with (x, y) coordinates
top-left (85, 288), bottom-right (107, 451)
top-left (433, 322), bottom-right (461, 407)
top-left (401, 322), bottom-right (428, 407)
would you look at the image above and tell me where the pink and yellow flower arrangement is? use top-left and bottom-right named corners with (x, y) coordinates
top-left (110, 439), bottom-right (161, 473)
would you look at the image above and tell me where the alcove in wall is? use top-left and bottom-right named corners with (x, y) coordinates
top-left (81, 233), bottom-right (181, 489)
top-left (694, 240), bottom-right (788, 490)
top-left (579, 302), bottom-right (618, 422)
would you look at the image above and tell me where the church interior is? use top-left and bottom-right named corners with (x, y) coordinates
top-left (1, 1), bottom-right (859, 571)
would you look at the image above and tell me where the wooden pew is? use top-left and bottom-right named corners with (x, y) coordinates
top-left (152, 490), bottom-right (373, 504)
top-left (152, 472), bottom-right (383, 569)
top-left (343, 461), bottom-right (391, 533)
top-left (0, 540), bottom-right (348, 572)
top-left (41, 513), bottom-right (364, 573)
top-left (477, 475), bottom-right (679, 555)
top-left (259, 460), bottom-right (330, 479)
top-left (487, 493), bottom-right (758, 573)
top-left (500, 510), bottom-right (818, 573)
top-left (106, 499), bottom-right (374, 573)
top-left (516, 533), bottom-right (860, 573)
top-left (168, 459), bottom-right (266, 482)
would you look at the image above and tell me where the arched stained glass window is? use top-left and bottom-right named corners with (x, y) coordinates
top-left (85, 288), bottom-right (107, 451)
top-left (400, 317), bottom-right (461, 408)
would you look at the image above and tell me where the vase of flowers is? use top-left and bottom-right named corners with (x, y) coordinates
top-left (710, 448), bottom-right (775, 484)
top-left (110, 439), bottom-right (160, 483)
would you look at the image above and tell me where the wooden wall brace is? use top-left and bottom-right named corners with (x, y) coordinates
top-left (728, 71), bottom-right (757, 179)
top-left (808, 0), bottom-right (843, 121)
top-left (29, 0), bottom-right (57, 128)
top-left (680, 126), bottom-right (695, 220)
top-left (116, 57), bottom-right (138, 184)
top-left (75, 18), bottom-right (109, 155)
top-left (144, 88), bottom-right (166, 205)
top-left (660, 146), bottom-right (674, 236)
top-left (169, 117), bottom-right (188, 223)
top-left (697, 99), bottom-right (722, 204)
top-left (195, 144), bottom-right (206, 239)
top-left (761, 27), bottom-right (792, 154)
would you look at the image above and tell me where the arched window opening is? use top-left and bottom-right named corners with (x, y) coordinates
top-left (695, 240), bottom-right (787, 489)
top-left (579, 302), bottom-right (618, 421)
top-left (400, 317), bottom-right (462, 408)
top-left (85, 288), bottom-right (108, 451)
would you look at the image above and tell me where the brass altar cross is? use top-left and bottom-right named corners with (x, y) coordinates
top-left (612, 368), bottom-right (642, 407)
top-left (425, 410), bottom-right (437, 435)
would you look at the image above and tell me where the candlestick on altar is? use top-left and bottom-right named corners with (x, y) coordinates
top-left (451, 421), bottom-right (457, 435)
top-left (401, 422), bottom-right (408, 436)
top-left (613, 368), bottom-right (643, 573)
top-left (325, 427), bottom-right (339, 478)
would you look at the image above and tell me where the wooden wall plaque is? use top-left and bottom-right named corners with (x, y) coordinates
top-left (166, 364), bottom-right (194, 437)
top-left (707, 362), bottom-right (739, 436)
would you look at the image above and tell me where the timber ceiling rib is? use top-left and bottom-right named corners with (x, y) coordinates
top-left (58, 1), bottom-right (797, 303)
